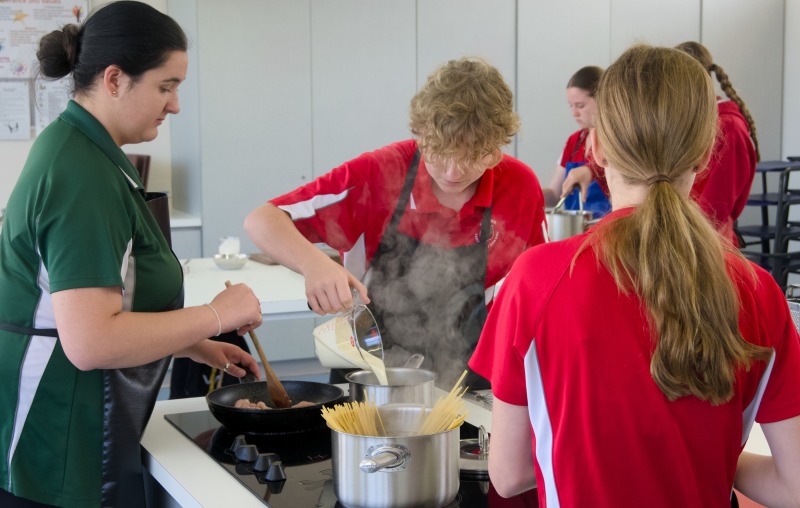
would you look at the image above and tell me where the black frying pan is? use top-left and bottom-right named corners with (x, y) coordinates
top-left (206, 380), bottom-right (345, 434)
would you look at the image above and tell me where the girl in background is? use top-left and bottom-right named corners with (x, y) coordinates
top-left (542, 66), bottom-right (611, 218)
top-left (676, 41), bottom-right (759, 246)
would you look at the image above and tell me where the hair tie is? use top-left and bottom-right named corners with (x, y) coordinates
top-left (645, 174), bottom-right (672, 186)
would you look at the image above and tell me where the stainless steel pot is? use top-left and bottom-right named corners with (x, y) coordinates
top-left (346, 367), bottom-right (436, 407)
top-left (331, 405), bottom-right (460, 508)
top-left (546, 194), bottom-right (594, 241)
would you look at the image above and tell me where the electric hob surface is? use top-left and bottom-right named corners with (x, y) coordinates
top-left (165, 410), bottom-right (537, 507)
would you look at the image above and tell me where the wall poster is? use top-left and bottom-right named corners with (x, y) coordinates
top-left (0, 0), bottom-right (88, 139)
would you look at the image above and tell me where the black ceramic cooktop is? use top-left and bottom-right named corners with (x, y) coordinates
top-left (165, 410), bottom-right (537, 507)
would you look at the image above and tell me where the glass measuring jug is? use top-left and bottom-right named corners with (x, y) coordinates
top-left (313, 289), bottom-right (387, 384)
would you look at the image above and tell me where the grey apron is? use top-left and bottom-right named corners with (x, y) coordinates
top-left (366, 150), bottom-right (491, 390)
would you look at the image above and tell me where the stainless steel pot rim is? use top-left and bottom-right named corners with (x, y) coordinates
top-left (345, 367), bottom-right (437, 386)
top-left (329, 426), bottom-right (458, 438)
top-left (546, 209), bottom-right (593, 217)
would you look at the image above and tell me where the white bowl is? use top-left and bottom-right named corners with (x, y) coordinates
top-left (213, 253), bottom-right (248, 270)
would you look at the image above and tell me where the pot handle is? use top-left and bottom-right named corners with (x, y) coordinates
top-left (359, 445), bottom-right (411, 473)
top-left (553, 186), bottom-right (583, 213)
top-left (404, 353), bottom-right (425, 369)
top-left (239, 367), bottom-right (258, 384)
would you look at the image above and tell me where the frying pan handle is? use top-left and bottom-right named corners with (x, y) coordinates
top-left (238, 367), bottom-right (258, 384)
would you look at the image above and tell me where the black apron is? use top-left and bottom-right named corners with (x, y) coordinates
top-left (335, 150), bottom-right (491, 390)
top-left (99, 191), bottom-right (179, 508)
top-left (0, 192), bottom-right (180, 508)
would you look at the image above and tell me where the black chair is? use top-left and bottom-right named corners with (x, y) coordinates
top-left (738, 159), bottom-right (800, 289)
top-left (126, 153), bottom-right (151, 190)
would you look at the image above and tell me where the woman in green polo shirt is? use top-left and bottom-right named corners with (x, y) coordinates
top-left (0, 2), bottom-right (263, 507)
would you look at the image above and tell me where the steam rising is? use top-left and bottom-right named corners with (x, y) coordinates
top-left (366, 228), bottom-right (486, 389)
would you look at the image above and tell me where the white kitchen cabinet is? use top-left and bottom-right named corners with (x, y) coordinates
top-left (417, 0), bottom-right (518, 154)
top-left (168, 1), bottom-right (519, 257)
top-left (169, 0), bottom-right (314, 257)
top-left (310, 0), bottom-right (416, 173)
top-left (516, 0), bottom-right (612, 182)
top-left (169, 209), bottom-right (202, 259)
top-left (169, 228), bottom-right (201, 260)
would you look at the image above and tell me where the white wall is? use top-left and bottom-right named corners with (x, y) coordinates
top-left (516, 0), bottom-right (785, 197)
top-left (785, 0), bottom-right (800, 159)
top-left (516, 0), bottom-right (612, 185)
top-left (171, 0), bottom-right (524, 256)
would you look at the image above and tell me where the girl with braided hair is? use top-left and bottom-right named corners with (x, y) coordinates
top-left (675, 41), bottom-right (759, 245)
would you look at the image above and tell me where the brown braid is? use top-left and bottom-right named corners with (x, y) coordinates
top-left (710, 63), bottom-right (760, 160)
top-left (675, 42), bottom-right (760, 161)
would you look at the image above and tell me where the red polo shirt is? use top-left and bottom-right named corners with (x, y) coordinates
top-left (269, 139), bottom-right (546, 303)
top-left (471, 207), bottom-right (800, 507)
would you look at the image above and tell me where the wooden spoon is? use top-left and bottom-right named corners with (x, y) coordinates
top-left (225, 281), bottom-right (292, 408)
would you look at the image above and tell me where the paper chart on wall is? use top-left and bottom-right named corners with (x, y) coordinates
top-left (0, 0), bottom-right (88, 80)
top-left (34, 77), bottom-right (71, 135)
top-left (0, 79), bottom-right (30, 140)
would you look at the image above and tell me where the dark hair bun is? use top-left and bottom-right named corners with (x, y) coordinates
top-left (37, 24), bottom-right (80, 79)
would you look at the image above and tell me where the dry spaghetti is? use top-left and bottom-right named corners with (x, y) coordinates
top-left (321, 370), bottom-right (469, 436)
top-left (321, 399), bottom-right (386, 436)
top-left (416, 370), bottom-right (469, 435)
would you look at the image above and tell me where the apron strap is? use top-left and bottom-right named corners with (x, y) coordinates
top-left (385, 149), bottom-right (421, 231)
top-left (0, 321), bottom-right (58, 337)
top-left (568, 129), bottom-right (588, 160)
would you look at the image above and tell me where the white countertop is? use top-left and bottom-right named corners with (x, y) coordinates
top-left (181, 257), bottom-right (314, 321)
top-left (170, 209), bottom-right (202, 229)
top-left (141, 391), bottom-right (770, 508)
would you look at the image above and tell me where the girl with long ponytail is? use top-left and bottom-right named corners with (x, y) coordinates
top-left (471, 44), bottom-right (800, 507)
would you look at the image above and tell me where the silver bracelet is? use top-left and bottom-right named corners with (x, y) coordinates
top-left (204, 303), bottom-right (222, 336)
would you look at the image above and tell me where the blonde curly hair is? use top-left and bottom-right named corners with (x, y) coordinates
top-left (409, 57), bottom-right (519, 168)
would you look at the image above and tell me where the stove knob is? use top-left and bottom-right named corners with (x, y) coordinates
top-left (267, 481), bottom-right (285, 494)
top-left (229, 435), bottom-right (248, 454)
top-left (254, 452), bottom-right (280, 472)
top-left (264, 460), bottom-right (287, 482)
top-left (234, 444), bottom-right (259, 462)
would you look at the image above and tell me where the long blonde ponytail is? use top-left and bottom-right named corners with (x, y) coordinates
top-left (588, 45), bottom-right (771, 404)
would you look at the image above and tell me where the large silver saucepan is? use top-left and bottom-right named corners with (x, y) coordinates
top-left (331, 405), bottom-right (461, 508)
top-left (546, 193), bottom-right (594, 241)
